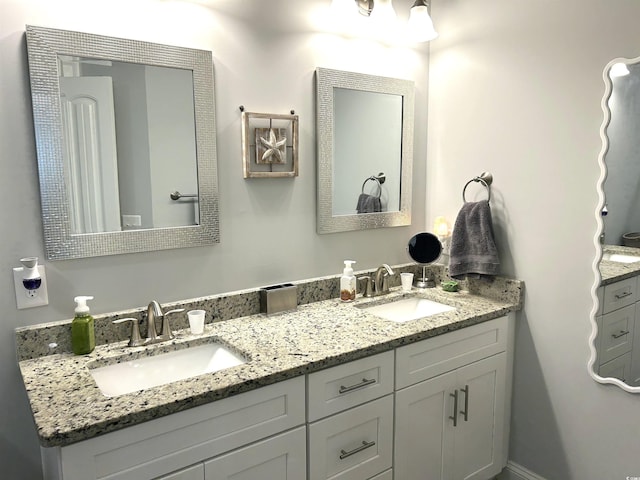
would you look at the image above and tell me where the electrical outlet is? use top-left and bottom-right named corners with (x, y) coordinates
top-left (13, 265), bottom-right (49, 309)
top-left (122, 214), bottom-right (142, 228)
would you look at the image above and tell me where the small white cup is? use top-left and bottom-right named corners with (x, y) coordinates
top-left (187, 309), bottom-right (206, 335)
top-left (401, 272), bottom-right (414, 292)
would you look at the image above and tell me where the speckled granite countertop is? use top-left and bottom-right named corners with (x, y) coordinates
top-left (16, 265), bottom-right (523, 448)
top-left (600, 245), bottom-right (640, 285)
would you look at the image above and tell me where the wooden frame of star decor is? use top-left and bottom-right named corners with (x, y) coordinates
top-left (241, 109), bottom-right (299, 178)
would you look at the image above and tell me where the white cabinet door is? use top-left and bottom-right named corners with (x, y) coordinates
top-left (394, 354), bottom-right (506, 480)
top-left (204, 427), bottom-right (306, 480)
top-left (451, 353), bottom-right (506, 480)
top-left (395, 370), bottom-right (456, 480)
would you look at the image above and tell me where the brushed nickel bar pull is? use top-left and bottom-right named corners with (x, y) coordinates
top-left (612, 330), bottom-right (630, 339)
top-left (339, 378), bottom-right (376, 394)
top-left (339, 440), bottom-right (376, 460)
top-left (449, 390), bottom-right (459, 427)
top-left (614, 291), bottom-right (632, 299)
top-left (460, 385), bottom-right (470, 422)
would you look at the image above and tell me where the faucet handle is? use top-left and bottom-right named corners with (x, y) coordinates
top-left (381, 274), bottom-right (390, 293)
top-left (358, 275), bottom-right (373, 297)
top-left (113, 317), bottom-right (144, 347)
top-left (159, 308), bottom-right (185, 341)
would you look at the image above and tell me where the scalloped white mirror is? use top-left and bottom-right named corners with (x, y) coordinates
top-left (591, 55), bottom-right (640, 392)
top-left (25, 25), bottom-right (219, 260)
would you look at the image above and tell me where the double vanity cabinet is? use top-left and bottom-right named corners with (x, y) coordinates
top-left (38, 314), bottom-right (514, 480)
top-left (17, 269), bottom-right (523, 480)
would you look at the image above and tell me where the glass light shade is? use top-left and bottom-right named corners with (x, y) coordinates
top-left (331, 0), bottom-right (358, 18)
top-left (408, 3), bottom-right (438, 42)
top-left (370, 0), bottom-right (397, 24)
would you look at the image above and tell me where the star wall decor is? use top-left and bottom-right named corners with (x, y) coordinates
top-left (256, 128), bottom-right (287, 164)
top-left (241, 110), bottom-right (299, 178)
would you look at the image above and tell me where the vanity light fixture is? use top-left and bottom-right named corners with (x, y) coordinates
top-left (348, 0), bottom-right (437, 42)
top-left (408, 0), bottom-right (438, 42)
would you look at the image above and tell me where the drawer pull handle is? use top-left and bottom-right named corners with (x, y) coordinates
top-left (339, 440), bottom-right (376, 459)
top-left (460, 385), bottom-right (470, 422)
top-left (614, 291), bottom-right (633, 299)
top-left (339, 378), bottom-right (376, 394)
top-left (612, 330), bottom-right (630, 339)
top-left (449, 390), bottom-right (459, 427)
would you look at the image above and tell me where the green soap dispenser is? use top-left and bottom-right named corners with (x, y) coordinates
top-left (71, 295), bottom-right (95, 355)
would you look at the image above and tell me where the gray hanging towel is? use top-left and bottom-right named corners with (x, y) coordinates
top-left (449, 200), bottom-right (500, 280)
top-left (356, 193), bottom-right (382, 213)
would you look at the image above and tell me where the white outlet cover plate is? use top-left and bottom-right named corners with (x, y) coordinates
top-left (13, 265), bottom-right (49, 309)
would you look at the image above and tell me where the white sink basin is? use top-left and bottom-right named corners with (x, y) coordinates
top-left (89, 343), bottom-right (247, 397)
top-left (602, 252), bottom-right (640, 263)
top-left (361, 296), bottom-right (455, 323)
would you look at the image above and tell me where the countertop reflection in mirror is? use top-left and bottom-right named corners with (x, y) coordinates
top-left (591, 55), bottom-right (640, 392)
top-left (316, 67), bottom-right (414, 234)
top-left (25, 25), bottom-right (219, 260)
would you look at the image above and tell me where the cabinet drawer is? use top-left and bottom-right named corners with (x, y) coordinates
top-left (55, 377), bottom-right (305, 480)
top-left (308, 395), bottom-right (393, 480)
top-left (602, 277), bottom-right (637, 314)
top-left (204, 426), bottom-right (306, 480)
top-left (307, 351), bottom-right (394, 422)
top-left (598, 305), bottom-right (635, 364)
top-left (396, 316), bottom-right (508, 389)
top-left (599, 351), bottom-right (632, 382)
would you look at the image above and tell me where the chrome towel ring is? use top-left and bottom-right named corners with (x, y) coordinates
top-left (462, 171), bottom-right (493, 203)
top-left (361, 172), bottom-right (386, 195)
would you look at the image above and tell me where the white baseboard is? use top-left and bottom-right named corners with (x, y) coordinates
top-left (497, 461), bottom-right (548, 480)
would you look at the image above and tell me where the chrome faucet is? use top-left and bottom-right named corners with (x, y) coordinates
top-left (361, 264), bottom-right (395, 297)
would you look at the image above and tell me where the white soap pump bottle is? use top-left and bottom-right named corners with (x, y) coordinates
top-left (340, 260), bottom-right (357, 302)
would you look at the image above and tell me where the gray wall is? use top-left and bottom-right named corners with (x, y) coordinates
top-left (5, 0), bottom-right (640, 479)
top-left (0, 1), bottom-right (428, 478)
top-left (427, 1), bottom-right (640, 479)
